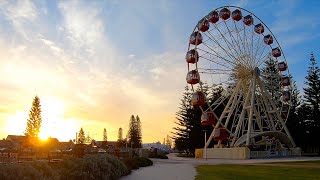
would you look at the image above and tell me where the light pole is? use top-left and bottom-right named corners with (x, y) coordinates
top-left (203, 130), bottom-right (207, 160)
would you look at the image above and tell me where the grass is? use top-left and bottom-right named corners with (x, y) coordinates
top-left (270, 160), bottom-right (320, 164)
top-left (196, 163), bottom-right (320, 180)
top-left (175, 153), bottom-right (194, 158)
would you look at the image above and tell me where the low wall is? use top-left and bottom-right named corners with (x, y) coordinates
top-left (196, 147), bottom-right (301, 159)
top-left (201, 147), bottom-right (250, 159)
top-left (250, 147), bottom-right (301, 158)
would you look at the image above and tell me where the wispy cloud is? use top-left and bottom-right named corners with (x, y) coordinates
top-left (0, 0), bottom-right (319, 142)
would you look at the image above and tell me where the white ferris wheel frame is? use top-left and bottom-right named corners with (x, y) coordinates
top-left (186, 6), bottom-right (296, 148)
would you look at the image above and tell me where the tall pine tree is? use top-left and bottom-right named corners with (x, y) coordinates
top-left (77, 128), bottom-right (85, 144)
top-left (135, 115), bottom-right (142, 145)
top-left (261, 54), bottom-right (282, 104)
top-left (173, 84), bottom-right (224, 156)
top-left (127, 115), bottom-right (142, 148)
top-left (24, 96), bottom-right (42, 138)
top-left (286, 80), bottom-right (303, 147)
top-left (103, 128), bottom-right (107, 141)
top-left (301, 52), bottom-right (320, 153)
top-left (303, 52), bottom-right (320, 120)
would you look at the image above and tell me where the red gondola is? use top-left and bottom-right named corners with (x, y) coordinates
top-left (189, 31), bottom-right (202, 45)
top-left (272, 47), bottom-right (281, 57)
top-left (264, 34), bottom-right (273, 45)
top-left (214, 128), bottom-right (228, 141)
top-left (191, 91), bottom-right (206, 107)
top-left (207, 10), bottom-right (219, 23)
top-left (201, 112), bottom-right (216, 126)
top-left (278, 62), bottom-right (287, 71)
top-left (186, 70), bottom-right (200, 84)
top-left (254, 23), bottom-right (264, 34)
top-left (198, 18), bottom-right (210, 32)
top-left (185, 49), bottom-right (199, 64)
top-left (281, 76), bottom-right (290, 86)
top-left (232, 9), bottom-right (242, 21)
top-left (219, 8), bottom-right (231, 20)
top-left (282, 91), bottom-right (291, 101)
top-left (243, 15), bottom-right (253, 26)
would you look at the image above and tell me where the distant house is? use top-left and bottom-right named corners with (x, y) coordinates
top-left (57, 141), bottom-right (74, 151)
top-left (95, 141), bottom-right (118, 149)
top-left (0, 140), bottom-right (14, 151)
top-left (6, 135), bottom-right (28, 149)
top-left (143, 142), bottom-right (171, 151)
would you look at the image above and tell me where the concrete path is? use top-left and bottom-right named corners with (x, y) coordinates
top-left (120, 153), bottom-right (320, 180)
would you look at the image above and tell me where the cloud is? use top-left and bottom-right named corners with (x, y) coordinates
top-left (128, 54), bottom-right (136, 59)
top-left (7, 0), bottom-right (318, 142)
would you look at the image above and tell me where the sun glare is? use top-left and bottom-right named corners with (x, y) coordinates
top-left (38, 131), bottom-right (49, 141)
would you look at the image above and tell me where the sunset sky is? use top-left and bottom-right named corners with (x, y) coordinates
top-left (0, 0), bottom-right (320, 142)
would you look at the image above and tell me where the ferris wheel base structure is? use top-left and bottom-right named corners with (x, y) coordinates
top-left (195, 147), bottom-right (301, 159)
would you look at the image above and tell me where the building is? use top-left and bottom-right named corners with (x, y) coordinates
top-left (143, 142), bottom-right (171, 151)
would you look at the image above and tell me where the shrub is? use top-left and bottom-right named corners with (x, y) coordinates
top-left (0, 154), bottom-right (129, 180)
top-left (58, 154), bottom-right (129, 180)
top-left (0, 161), bottom-right (58, 180)
top-left (122, 157), bottom-right (153, 171)
top-left (157, 154), bottom-right (168, 159)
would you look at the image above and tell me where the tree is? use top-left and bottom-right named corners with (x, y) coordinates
top-left (103, 128), bottom-right (107, 141)
top-left (85, 133), bottom-right (91, 144)
top-left (24, 96), bottom-right (42, 138)
top-left (117, 127), bottom-right (124, 148)
top-left (118, 128), bottom-right (123, 142)
top-left (261, 54), bottom-right (282, 104)
top-left (166, 135), bottom-right (172, 148)
top-left (301, 52), bottom-right (320, 153)
top-left (173, 84), bottom-right (224, 156)
top-left (286, 79), bottom-right (303, 147)
top-left (136, 115), bottom-right (142, 144)
top-left (303, 52), bottom-right (320, 120)
top-left (127, 115), bottom-right (142, 148)
top-left (77, 128), bottom-right (85, 144)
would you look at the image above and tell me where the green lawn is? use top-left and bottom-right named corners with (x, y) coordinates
top-left (196, 163), bottom-right (320, 180)
top-left (270, 160), bottom-right (320, 164)
top-left (175, 153), bottom-right (194, 158)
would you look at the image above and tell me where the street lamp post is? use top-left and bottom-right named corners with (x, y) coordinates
top-left (203, 130), bottom-right (207, 160)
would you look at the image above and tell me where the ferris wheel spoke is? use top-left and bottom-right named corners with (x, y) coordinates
top-left (255, 43), bottom-right (269, 67)
top-left (234, 22), bottom-right (248, 64)
top-left (198, 44), bottom-right (238, 68)
top-left (199, 54), bottom-right (234, 70)
top-left (252, 35), bottom-right (264, 67)
top-left (211, 23), bottom-right (243, 63)
top-left (202, 32), bottom-right (240, 66)
top-left (207, 33), bottom-right (247, 69)
top-left (257, 49), bottom-right (271, 67)
top-left (242, 24), bottom-right (252, 67)
top-left (198, 68), bottom-right (232, 72)
top-left (198, 69), bottom-right (232, 75)
top-left (223, 21), bottom-right (245, 58)
top-left (250, 24), bottom-right (255, 68)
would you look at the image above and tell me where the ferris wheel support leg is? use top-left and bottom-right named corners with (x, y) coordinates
top-left (246, 75), bottom-right (257, 146)
top-left (257, 78), bottom-right (296, 147)
top-left (204, 81), bottom-right (242, 148)
top-left (231, 80), bottom-right (253, 146)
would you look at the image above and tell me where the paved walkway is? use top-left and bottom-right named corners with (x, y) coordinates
top-left (120, 153), bottom-right (320, 180)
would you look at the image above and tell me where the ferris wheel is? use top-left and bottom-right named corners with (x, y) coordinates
top-left (185, 6), bottom-right (296, 149)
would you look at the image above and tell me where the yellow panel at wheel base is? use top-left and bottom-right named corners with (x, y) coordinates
top-left (195, 148), bottom-right (203, 158)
